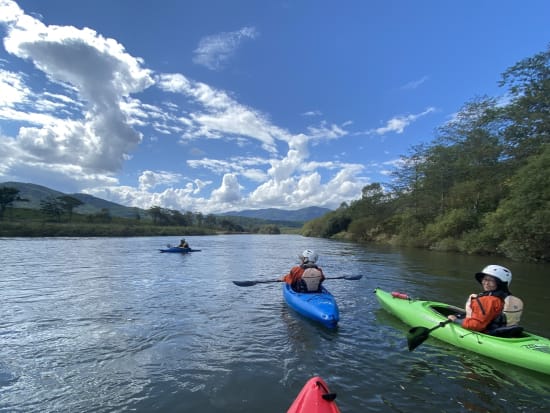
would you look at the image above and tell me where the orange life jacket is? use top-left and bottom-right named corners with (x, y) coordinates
top-left (462, 293), bottom-right (504, 332)
top-left (283, 264), bottom-right (325, 292)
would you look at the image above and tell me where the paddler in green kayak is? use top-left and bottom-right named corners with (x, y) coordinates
top-left (448, 265), bottom-right (523, 333)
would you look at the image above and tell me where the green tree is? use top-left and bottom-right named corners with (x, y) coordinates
top-left (90, 208), bottom-right (112, 223)
top-left (169, 210), bottom-right (189, 226)
top-left (481, 146), bottom-right (550, 261)
top-left (499, 44), bottom-right (550, 165)
top-left (391, 144), bottom-right (426, 215)
top-left (58, 195), bottom-right (84, 222)
top-left (322, 214), bottom-right (351, 238)
top-left (259, 224), bottom-right (281, 234)
top-left (430, 98), bottom-right (504, 213)
top-left (0, 187), bottom-right (21, 220)
top-left (204, 214), bottom-right (217, 227)
top-left (40, 197), bottom-right (64, 222)
top-left (148, 206), bottom-right (163, 225)
top-left (184, 211), bottom-right (195, 226)
top-left (195, 212), bottom-right (204, 227)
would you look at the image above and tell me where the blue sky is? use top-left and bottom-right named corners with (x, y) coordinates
top-left (1, 0), bottom-right (549, 214)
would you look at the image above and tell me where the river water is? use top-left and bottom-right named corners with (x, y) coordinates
top-left (1, 235), bottom-right (548, 412)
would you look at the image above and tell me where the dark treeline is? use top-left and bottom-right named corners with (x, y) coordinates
top-left (303, 45), bottom-right (550, 262)
top-left (0, 193), bottom-right (284, 236)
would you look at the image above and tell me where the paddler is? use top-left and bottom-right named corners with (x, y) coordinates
top-left (448, 265), bottom-right (515, 332)
top-left (177, 238), bottom-right (190, 249)
top-left (280, 249), bottom-right (325, 293)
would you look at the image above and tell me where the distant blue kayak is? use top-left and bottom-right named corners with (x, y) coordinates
top-left (282, 283), bottom-right (340, 329)
top-left (159, 247), bottom-right (201, 253)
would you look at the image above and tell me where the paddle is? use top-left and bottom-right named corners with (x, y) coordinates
top-left (407, 319), bottom-right (452, 351)
top-left (232, 274), bottom-right (363, 287)
top-left (166, 243), bottom-right (192, 250)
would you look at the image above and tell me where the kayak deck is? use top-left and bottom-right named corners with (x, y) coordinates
top-left (287, 376), bottom-right (341, 413)
top-left (374, 288), bottom-right (550, 375)
top-left (159, 247), bottom-right (201, 253)
top-left (283, 283), bottom-right (339, 329)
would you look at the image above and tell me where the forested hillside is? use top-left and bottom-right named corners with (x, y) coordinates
top-left (303, 45), bottom-right (550, 262)
top-left (0, 182), bottom-right (316, 236)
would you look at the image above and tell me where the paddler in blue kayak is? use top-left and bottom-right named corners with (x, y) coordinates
top-left (281, 249), bottom-right (325, 293)
top-left (177, 238), bottom-right (190, 249)
top-left (447, 265), bottom-right (517, 332)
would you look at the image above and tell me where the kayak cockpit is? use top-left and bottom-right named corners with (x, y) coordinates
top-left (427, 303), bottom-right (465, 318)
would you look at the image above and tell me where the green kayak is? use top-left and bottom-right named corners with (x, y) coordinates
top-left (374, 288), bottom-right (550, 375)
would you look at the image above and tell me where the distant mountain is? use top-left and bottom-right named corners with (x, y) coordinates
top-left (1, 181), bottom-right (146, 219)
top-left (1, 181), bottom-right (332, 223)
top-left (222, 206), bottom-right (332, 222)
top-left (1, 182), bottom-right (66, 209)
top-left (70, 193), bottom-right (144, 218)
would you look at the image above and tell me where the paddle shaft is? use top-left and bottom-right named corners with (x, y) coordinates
top-left (407, 319), bottom-right (452, 351)
top-left (428, 319), bottom-right (452, 332)
top-left (233, 274), bottom-right (362, 287)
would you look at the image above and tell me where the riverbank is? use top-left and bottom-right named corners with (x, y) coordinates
top-left (0, 221), bottom-right (216, 237)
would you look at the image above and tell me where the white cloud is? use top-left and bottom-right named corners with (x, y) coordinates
top-left (401, 75), bottom-right (429, 90)
top-left (187, 156), bottom-right (268, 183)
top-left (374, 107), bottom-right (435, 135)
top-left (85, 184), bottom-right (205, 212)
top-left (302, 110), bottom-right (322, 117)
top-left (0, 0), bottom-right (154, 173)
top-left (307, 121), bottom-right (348, 140)
top-left (0, 69), bottom-right (29, 106)
top-left (0, 0), bottom-right (23, 24)
top-left (0, 1), bottom-right (371, 214)
top-left (193, 26), bottom-right (258, 70)
top-left (211, 173), bottom-right (242, 204)
top-left (138, 170), bottom-right (181, 191)
top-left (247, 162), bottom-right (366, 210)
top-left (156, 72), bottom-right (287, 152)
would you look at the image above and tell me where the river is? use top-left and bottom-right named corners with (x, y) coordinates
top-left (1, 235), bottom-right (548, 412)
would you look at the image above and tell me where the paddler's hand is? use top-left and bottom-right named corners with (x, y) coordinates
top-left (448, 315), bottom-right (457, 321)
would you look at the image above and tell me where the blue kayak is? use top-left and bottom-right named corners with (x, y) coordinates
top-left (282, 283), bottom-right (340, 329)
top-left (159, 247), bottom-right (201, 253)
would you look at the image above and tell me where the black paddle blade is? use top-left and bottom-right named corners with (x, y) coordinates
top-left (321, 392), bottom-right (337, 402)
top-left (232, 279), bottom-right (281, 287)
top-left (407, 326), bottom-right (430, 351)
top-left (232, 280), bottom-right (257, 287)
top-left (344, 275), bottom-right (363, 280)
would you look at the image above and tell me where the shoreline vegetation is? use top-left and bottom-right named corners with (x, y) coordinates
top-left (0, 218), bottom-right (296, 238)
top-left (300, 46), bottom-right (550, 263)
top-left (0, 206), bottom-right (293, 238)
top-left (0, 221), bottom-right (217, 238)
top-left (1, 46), bottom-right (549, 262)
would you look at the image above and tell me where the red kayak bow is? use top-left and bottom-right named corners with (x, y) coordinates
top-left (287, 376), bottom-right (341, 413)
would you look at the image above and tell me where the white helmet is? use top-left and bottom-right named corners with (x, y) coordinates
top-left (301, 249), bottom-right (318, 264)
top-left (475, 265), bottom-right (512, 285)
